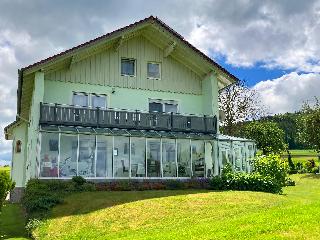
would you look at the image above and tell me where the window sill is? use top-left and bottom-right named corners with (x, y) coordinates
top-left (147, 77), bottom-right (161, 80)
top-left (121, 74), bottom-right (136, 77)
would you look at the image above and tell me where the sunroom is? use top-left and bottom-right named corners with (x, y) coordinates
top-left (38, 125), bottom-right (217, 180)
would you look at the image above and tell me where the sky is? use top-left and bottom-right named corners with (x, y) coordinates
top-left (1, 0), bottom-right (320, 163)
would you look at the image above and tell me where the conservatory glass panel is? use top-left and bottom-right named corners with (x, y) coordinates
top-left (234, 148), bottom-right (241, 171)
top-left (221, 150), bottom-right (229, 167)
top-left (78, 134), bottom-right (96, 177)
top-left (131, 137), bottom-right (146, 177)
top-left (59, 134), bottom-right (78, 177)
top-left (162, 139), bottom-right (176, 177)
top-left (192, 140), bottom-right (205, 177)
top-left (96, 135), bottom-right (113, 177)
top-left (114, 136), bottom-right (130, 177)
top-left (177, 139), bottom-right (191, 177)
top-left (147, 139), bottom-right (161, 177)
top-left (40, 132), bottom-right (59, 177)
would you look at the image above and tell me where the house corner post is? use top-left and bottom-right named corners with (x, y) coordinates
top-left (25, 71), bottom-right (44, 184)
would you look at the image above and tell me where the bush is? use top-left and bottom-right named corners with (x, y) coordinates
top-left (305, 159), bottom-right (316, 172)
top-left (209, 160), bottom-right (290, 194)
top-left (0, 170), bottom-right (15, 210)
top-left (209, 171), bottom-right (282, 194)
top-left (72, 176), bottom-right (86, 186)
top-left (285, 178), bottom-right (296, 186)
top-left (165, 180), bottom-right (185, 190)
top-left (252, 154), bottom-right (289, 187)
top-left (25, 218), bottom-right (42, 236)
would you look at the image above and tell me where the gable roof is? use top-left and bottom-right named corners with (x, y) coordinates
top-left (22, 16), bottom-right (239, 82)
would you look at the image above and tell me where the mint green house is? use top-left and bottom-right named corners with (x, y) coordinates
top-left (5, 16), bottom-right (255, 200)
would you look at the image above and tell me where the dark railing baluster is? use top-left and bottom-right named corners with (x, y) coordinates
top-left (54, 103), bottom-right (58, 124)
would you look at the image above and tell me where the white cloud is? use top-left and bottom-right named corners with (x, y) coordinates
top-left (253, 72), bottom-right (320, 114)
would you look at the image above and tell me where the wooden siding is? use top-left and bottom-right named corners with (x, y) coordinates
top-left (44, 35), bottom-right (202, 95)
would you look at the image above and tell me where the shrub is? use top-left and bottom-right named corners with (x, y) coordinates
top-left (305, 159), bottom-right (316, 172)
top-left (252, 154), bottom-right (289, 187)
top-left (164, 180), bottom-right (185, 190)
top-left (0, 170), bottom-right (15, 210)
top-left (25, 218), bottom-right (42, 236)
top-left (72, 176), bottom-right (86, 186)
top-left (311, 167), bottom-right (319, 174)
top-left (285, 178), bottom-right (296, 186)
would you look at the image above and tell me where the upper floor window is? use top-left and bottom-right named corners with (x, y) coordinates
top-left (147, 62), bottom-right (161, 79)
top-left (121, 58), bottom-right (135, 76)
top-left (73, 92), bottom-right (88, 107)
top-left (73, 92), bottom-right (107, 108)
top-left (149, 99), bottom-right (178, 113)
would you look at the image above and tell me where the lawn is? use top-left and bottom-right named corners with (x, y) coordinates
top-left (32, 174), bottom-right (320, 240)
top-left (281, 149), bottom-right (319, 165)
top-left (0, 203), bottom-right (29, 240)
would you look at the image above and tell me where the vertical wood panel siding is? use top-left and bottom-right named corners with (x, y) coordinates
top-left (45, 35), bottom-right (202, 95)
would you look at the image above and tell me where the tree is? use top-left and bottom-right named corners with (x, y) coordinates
top-left (219, 80), bottom-right (266, 136)
top-left (243, 121), bottom-right (287, 155)
top-left (299, 97), bottom-right (320, 153)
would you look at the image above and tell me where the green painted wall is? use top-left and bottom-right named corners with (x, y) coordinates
top-left (44, 80), bottom-right (205, 115)
top-left (44, 35), bottom-right (203, 95)
top-left (11, 122), bottom-right (27, 187)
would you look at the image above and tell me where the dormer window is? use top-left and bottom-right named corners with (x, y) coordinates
top-left (121, 58), bottom-right (135, 76)
top-left (147, 62), bottom-right (161, 79)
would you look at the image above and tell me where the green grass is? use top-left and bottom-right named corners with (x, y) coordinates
top-left (33, 174), bottom-right (320, 240)
top-left (281, 149), bottom-right (319, 165)
top-left (0, 203), bottom-right (29, 240)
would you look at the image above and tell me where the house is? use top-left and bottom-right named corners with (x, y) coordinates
top-left (4, 16), bottom-right (256, 201)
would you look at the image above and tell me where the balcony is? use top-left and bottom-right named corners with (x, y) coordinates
top-left (39, 103), bottom-right (217, 134)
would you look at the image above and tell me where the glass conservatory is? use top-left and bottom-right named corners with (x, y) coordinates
top-left (38, 126), bottom-right (217, 179)
top-left (217, 135), bottom-right (256, 174)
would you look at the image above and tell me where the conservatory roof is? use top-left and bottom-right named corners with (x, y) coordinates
top-left (40, 125), bottom-right (216, 140)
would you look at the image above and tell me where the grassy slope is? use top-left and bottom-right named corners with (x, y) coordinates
top-left (34, 174), bottom-right (320, 240)
top-left (0, 203), bottom-right (29, 240)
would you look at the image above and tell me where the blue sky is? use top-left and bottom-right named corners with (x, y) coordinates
top-left (215, 55), bottom-right (291, 87)
top-left (0, 0), bottom-right (320, 163)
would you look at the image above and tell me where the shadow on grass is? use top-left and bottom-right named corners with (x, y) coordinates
top-left (300, 173), bottom-right (320, 179)
top-left (50, 189), bottom-right (211, 219)
top-left (0, 202), bottom-right (30, 240)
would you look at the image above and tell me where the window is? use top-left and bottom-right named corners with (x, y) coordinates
top-left (59, 134), bottom-right (78, 177)
top-left (78, 135), bottom-right (96, 177)
top-left (147, 62), bottom-right (161, 79)
top-left (191, 140), bottom-right (205, 177)
top-left (177, 139), bottom-right (191, 177)
top-left (162, 139), bottom-right (177, 177)
top-left (149, 102), bottom-right (163, 112)
top-left (148, 99), bottom-right (178, 113)
top-left (73, 92), bottom-right (106, 108)
top-left (147, 139), bottom-right (161, 177)
top-left (40, 133), bottom-right (58, 177)
top-left (91, 94), bottom-right (106, 108)
top-left (121, 58), bottom-right (135, 76)
top-left (96, 135), bottom-right (113, 177)
top-left (113, 136), bottom-right (130, 177)
top-left (131, 137), bottom-right (146, 177)
top-left (15, 140), bottom-right (22, 153)
top-left (73, 92), bottom-right (88, 107)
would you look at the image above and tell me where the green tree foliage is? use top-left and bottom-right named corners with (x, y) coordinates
top-left (262, 112), bottom-right (306, 149)
top-left (243, 121), bottom-right (287, 155)
top-left (299, 98), bottom-right (320, 153)
top-left (0, 171), bottom-right (15, 210)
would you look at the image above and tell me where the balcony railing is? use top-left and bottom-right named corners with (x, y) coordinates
top-left (39, 103), bottom-right (217, 134)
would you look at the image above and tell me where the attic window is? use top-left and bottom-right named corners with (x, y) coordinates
top-left (147, 62), bottom-right (161, 79)
top-left (121, 58), bottom-right (135, 76)
top-left (15, 140), bottom-right (22, 153)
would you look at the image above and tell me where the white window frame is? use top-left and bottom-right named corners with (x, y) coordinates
top-left (72, 92), bottom-right (107, 109)
top-left (121, 58), bottom-right (136, 77)
top-left (148, 99), bottom-right (179, 113)
top-left (147, 62), bottom-right (161, 80)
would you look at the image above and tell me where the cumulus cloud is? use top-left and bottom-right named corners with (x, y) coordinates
top-left (1, 0), bottom-right (320, 161)
top-left (253, 72), bottom-right (320, 114)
